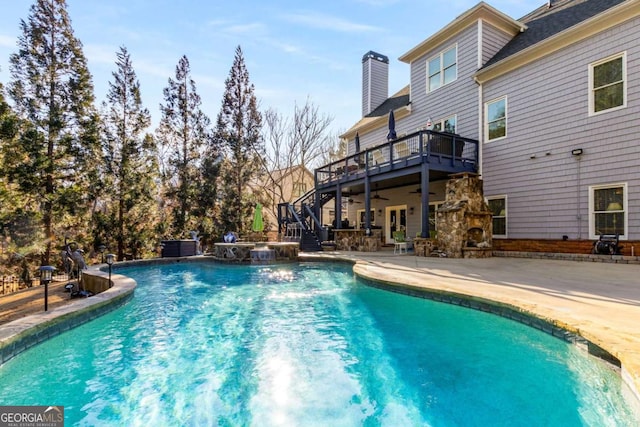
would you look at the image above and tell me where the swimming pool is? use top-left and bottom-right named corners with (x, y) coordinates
top-left (0, 261), bottom-right (636, 425)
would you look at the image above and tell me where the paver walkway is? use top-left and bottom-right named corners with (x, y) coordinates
top-left (0, 280), bottom-right (73, 325)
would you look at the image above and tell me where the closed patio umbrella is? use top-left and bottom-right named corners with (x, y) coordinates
top-left (386, 110), bottom-right (397, 140)
top-left (252, 203), bottom-right (264, 232)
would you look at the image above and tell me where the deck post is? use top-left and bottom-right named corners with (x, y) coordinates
top-left (335, 185), bottom-right (342, 229)
top-left (421, 162), bottom-right (430, 238)
top-left (364, 178), bottom-right (371, 232)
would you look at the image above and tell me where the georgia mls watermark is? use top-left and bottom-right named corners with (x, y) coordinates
top-left (0, 406), bottom-right (64, 427)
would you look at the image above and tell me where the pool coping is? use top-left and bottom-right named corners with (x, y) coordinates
top-left (300, 252), bottom-right (640, 410)
top-left (1, 254), bottom-right (639, 414)
top-left (0, 266), bottom-right (136, 366)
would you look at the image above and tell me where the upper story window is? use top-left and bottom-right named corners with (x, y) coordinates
top-left (487, 196), bottom-right (507, 237)
top-left (589, 183), bottom-right (626, 239)
top-left (427, 45), bottom-right (457, 92)
top-left (432, 116), bottom-right (457, 134)
top-left (486, 97), bottom-right (506, 141)
top-left (589, 52), bottom-right (626, 115)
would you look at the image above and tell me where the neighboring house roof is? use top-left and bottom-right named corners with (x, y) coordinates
top-left (340, 85), bottom-right (411, 140)
top-left (483, 0), bottom-right (626, 69)
top-left (476, 0), bottom-right (638, 83)
top-left (270, 164), bottom-right (313, 184)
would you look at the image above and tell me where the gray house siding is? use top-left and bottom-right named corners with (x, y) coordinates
top-left (362, 57), bottom-right (389, 116)
top-left (482, 21), bottom-right (514, 66)
top-left (482, 17), bottom-right (640, 240)
top-left (406, 25), bottom-right (480, 139)
top-left (357, 21), bottom-right (515, 153)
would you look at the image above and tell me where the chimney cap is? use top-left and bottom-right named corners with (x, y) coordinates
top-left (362, 51), bottom-right (389, 64)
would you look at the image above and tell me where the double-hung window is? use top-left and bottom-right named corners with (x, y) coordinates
top-left (427, 45), bottom-right (457, 92)
top-left (487, 196), bottom-right (507, 237)
top-left (590, 183), bottom-right (626, 238)
top-left (486, 97), bottom-right (506, 141)
top-left (589, 52), bottom-right (626, 115)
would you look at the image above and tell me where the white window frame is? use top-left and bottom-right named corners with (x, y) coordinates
top-left (485, 96), bottom-right (507, 142)
top-left (356, 208), bottom-right (376, 229)
top-left (486, 195), bottom-right (507, 238)
top-left (588, 182), bottom-right (627, 240)
top-left (588, 52), bottom-right (626, 116)
top-left (426, 44), bottom-right (457, 93)
top-left (432, 115), bottom-right (457, 134)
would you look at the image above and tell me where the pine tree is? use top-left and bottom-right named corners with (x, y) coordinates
top-left (0, 82), bottom-right (43, 276)
top-left (156, 55), bottom-right (211, 238)
top-left (100, 46), bottom-right (159, 260)
top-left (214, 46), bottom-right (264, 235)
top-left (6, 0), bottom-right (100, 264)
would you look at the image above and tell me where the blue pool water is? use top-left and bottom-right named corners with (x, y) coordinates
top-left (0, 262), bottom-right (636, 426)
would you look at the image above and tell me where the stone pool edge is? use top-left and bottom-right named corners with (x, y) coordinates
top-left (0, 267), bottom-right (136, 366)
top-left (1, 254), bottom-right (638, 413)
top-left (301, 253), bottom-right (640, 410)
top-left (0, 256), bottom-right (228, 366)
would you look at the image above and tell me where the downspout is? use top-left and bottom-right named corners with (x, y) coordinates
top-left (477, 81), bottom-right (483, 177)
top-left (477, 19), bottom-right (484, 177)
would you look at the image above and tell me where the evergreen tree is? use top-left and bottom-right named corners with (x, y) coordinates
top-left (214, 46), bottom-right (263, 235)
top-left (6, 0), bottom-right (100, 264)
top-left (100, 46), bottom-right (159, 260)
top-left (156, 55), bottom-right (211, 238)
top-left (0, 82), bottom-right (43, 276)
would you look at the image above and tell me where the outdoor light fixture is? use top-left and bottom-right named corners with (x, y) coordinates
top-left (39, 265), bottom-right (56, 312)
top-left (409, 207), bottom-right (415, 215)
top-left (98, 244), bottom-right (106, 263)
top-left (106, 253), bottom-right (116, 288)
top-left (571, 148), bottom-right (583, 156)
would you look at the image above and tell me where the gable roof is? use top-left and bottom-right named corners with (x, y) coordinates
top-left (476, 0), bottom-right (638, 82)
top-left (483, 0), bottom-right (626, 69)
top-left (340, 85), bottom-right (411, 140)
top-left (399, 2), bottom-right (525, 64)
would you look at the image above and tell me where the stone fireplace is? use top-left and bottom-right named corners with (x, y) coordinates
top-left (436, 172), bottom-right (493, 258)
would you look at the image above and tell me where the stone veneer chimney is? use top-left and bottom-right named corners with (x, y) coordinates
top-left (362, 51), bottom-right (389, 117)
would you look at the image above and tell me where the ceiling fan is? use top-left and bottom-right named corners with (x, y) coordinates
top-left (348, 198), bottom-right (362, 204)
top-left (372, 192), bottom-right (389, 201)
top-left (409, 187), bottom-right (435, 195)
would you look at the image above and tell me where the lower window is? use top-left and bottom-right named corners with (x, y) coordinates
top-left (590, 183), bottom-right (626, 238)
top-left (487, 196), bottom-right (506, 237)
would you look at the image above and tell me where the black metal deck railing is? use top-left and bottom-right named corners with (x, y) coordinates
top-left (314, 129), bottom-right (478, 187)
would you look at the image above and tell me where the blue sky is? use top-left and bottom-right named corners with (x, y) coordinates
top-left (0, 0), bottom-right (539, 137)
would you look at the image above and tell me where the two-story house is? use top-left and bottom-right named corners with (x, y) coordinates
top-left (279, 0), bottom-right (640, 254)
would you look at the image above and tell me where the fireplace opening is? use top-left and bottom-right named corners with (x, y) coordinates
top-left (467, 227), bottom-right (484, 247)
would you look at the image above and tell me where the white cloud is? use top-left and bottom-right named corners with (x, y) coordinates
top-left (281, 12), bottom-right (382, 33)
top-left (224, 22), bottom-right (268, 36)
top-left (0, 35), bottom-right (16, 48)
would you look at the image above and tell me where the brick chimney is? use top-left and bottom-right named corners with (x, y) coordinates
top-left (362, 51), bottom-right (389, 117)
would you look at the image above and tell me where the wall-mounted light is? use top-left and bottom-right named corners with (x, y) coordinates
top-left (378, 209), bottom-right (382, 215)
top-left (571, 148), bottom-right (583, 156)
top-left (409, 207), bottom-right (414, 215)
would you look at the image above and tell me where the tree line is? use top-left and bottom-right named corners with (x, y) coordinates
top-left (0, 0), bottom-right (343, 277)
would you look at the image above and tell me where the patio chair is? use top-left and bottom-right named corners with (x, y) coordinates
top-left (393, 231), bottom-right (408, 254)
